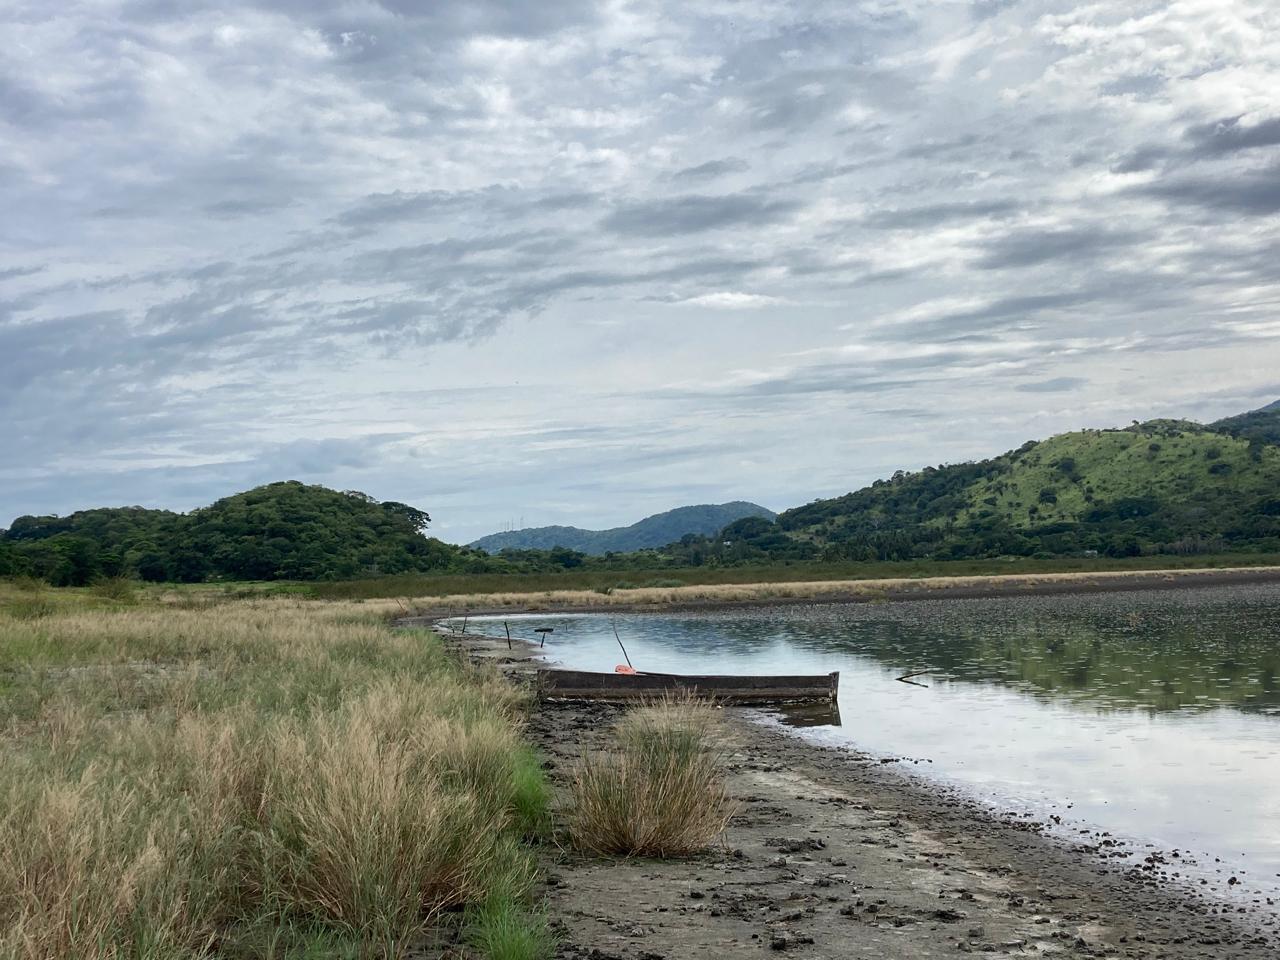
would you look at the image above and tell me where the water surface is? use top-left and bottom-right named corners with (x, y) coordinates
top-left (462, 582), bottom-right (1280, 906)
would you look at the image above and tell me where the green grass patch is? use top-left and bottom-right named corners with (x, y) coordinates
top-left (465, 897), bottom-right (554, 960)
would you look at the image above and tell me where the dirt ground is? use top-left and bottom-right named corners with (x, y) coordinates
top-left (439, 629), bottom-right (1279, 960)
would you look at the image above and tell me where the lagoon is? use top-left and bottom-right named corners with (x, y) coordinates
top-left (466, 582), bottom-right (1280, 904)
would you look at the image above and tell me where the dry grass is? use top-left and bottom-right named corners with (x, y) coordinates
top-left (0, 586), bottom-right (550, 959)
top-left (568, 697), bottom-right (734, 858)
top-left (380, 566), bottom-right (1280, 616)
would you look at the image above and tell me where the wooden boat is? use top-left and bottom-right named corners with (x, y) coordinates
top-left (536, 668), bottom-right (839, 704)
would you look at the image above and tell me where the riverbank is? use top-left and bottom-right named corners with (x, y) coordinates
top-left (437, 625), bottom-right (1279, 960)
top-left (399, 564), bottom-right (1280, 620)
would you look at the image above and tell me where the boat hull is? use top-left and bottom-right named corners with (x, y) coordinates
top-left (536, 668), bottom-right (838, 704)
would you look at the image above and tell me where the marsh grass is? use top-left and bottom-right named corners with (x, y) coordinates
top-left (569, 696), bottom-right (734, 858)
top-left (308, 553), bottom-right (1280, 602)
top-left (0, 586), bottom-right (552, 959)
top-left (465, 896), bottom-right (554, 960)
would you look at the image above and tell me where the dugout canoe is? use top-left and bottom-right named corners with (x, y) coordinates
top-left (536, 668), bottom-right (839, 704)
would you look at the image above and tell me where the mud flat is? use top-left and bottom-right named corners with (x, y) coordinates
top-left (436, 627), bottom-right (1279, 960)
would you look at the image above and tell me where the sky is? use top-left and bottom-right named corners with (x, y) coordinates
top-left (2, 1), bottom-right (1280, 545)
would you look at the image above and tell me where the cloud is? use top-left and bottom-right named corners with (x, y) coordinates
top-left (1016, 377), bottom-right (1089, 393)
top-left (1136, 162), bottom-right (1280, 216)
top-left (670, 158), bottom-right (750, 181)
top-left (863, 200), bottom-right (1020, 229)
top-left (1184, 115), bottom-right (1280, 157)
top-left (3, 0), bottom-right (1280, 540)
top-left (601, 194), bottom-right (804, 236)
top-left (676, 292), bottom-right (783, 309)
top-left (973, 227), bottom-right (1140, 270)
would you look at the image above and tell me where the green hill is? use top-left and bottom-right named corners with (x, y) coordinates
top-left (1, 481), bottom-right (483, 585)
top-left (1210, 399), bottom-right (1280, 448)
top-left (719, 411), bottom-right (1280, 563)
top-left (470, 502), bottom-right (776, 555)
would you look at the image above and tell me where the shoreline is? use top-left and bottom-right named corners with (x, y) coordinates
top-left (399, 564), bottom-right (1280, 622)
top-left (430, 624), bottom-right (1279, 960)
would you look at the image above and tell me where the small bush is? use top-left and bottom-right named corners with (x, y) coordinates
top-left (91, 576), bottom-right (138, 604)
top-left (569, 698), bottom-right (733, 858)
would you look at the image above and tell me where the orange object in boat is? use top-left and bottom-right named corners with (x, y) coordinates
top-left (614, 664), bottom-right (637, 675)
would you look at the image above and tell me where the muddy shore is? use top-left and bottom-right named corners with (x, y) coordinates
top-left (434, 624), bottom-right (1279, 960)
top-left (399, 566), bottom-right (1280, 621)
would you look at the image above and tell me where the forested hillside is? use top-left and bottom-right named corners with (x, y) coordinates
top-left (655, 406), bottom-right (1280, 565)
top-left (1211, 399), bottom-right (1280, 448)
top-left (0, 482), bottom-right (486, 585)
top-left (5, 402), bottom-right (1280, 584)
top-left (470, 502), bottom-right (775, 555)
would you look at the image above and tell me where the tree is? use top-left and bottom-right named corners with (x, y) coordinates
top-left (381, 501), bottom-right (431, 533)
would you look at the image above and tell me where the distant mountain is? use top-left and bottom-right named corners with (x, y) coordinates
top-left (470, 502), bottom-right (776, 555)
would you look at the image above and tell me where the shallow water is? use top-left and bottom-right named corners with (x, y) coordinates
top-left (459, 582), bottom-right (1280, 905)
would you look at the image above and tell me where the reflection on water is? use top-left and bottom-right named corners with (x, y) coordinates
top-left (460, 582), bottom-right (1280, 905)
top-left (771, 700), bottom-right (843, 727)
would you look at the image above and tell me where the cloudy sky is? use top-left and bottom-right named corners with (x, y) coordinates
top-left (3, 1), bottom-right (1280, 543)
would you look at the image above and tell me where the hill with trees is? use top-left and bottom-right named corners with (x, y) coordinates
top-left (654, 403), bottom-right (1280, 565)
top-left (0, 481), bottom-right (489, 585)
top-left (469, 502), bottom-right (776, 555)
top-left (6, 401), bottom-right (1280, 585)
top-left (1210, 398), bottom-right (1280, 449)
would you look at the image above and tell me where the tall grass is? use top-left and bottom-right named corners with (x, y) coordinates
top-left (569, 697), bottom-right (734, 858)
top-left (0, 587), bottom-right (551, 959)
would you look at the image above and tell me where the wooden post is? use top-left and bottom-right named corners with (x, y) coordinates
top-left (504, 621), bottom-right (512, 650)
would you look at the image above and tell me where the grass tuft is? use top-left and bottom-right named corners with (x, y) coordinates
top-left (465, 896), bottom-right (554, 960)
top-left (569, 696), bottom-right (733, 858)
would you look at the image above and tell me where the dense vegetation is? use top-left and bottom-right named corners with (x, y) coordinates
top-left (5, 401), bottom-right (1279, 585)
top-left (1211, 399), bottom-right (1280, 449)
top-left (0, 482), bottom-right (489, 585)
top-left (470, 501), bottom-right (775, 555)
top-left (651, 407), bottom-right (1280, 565)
